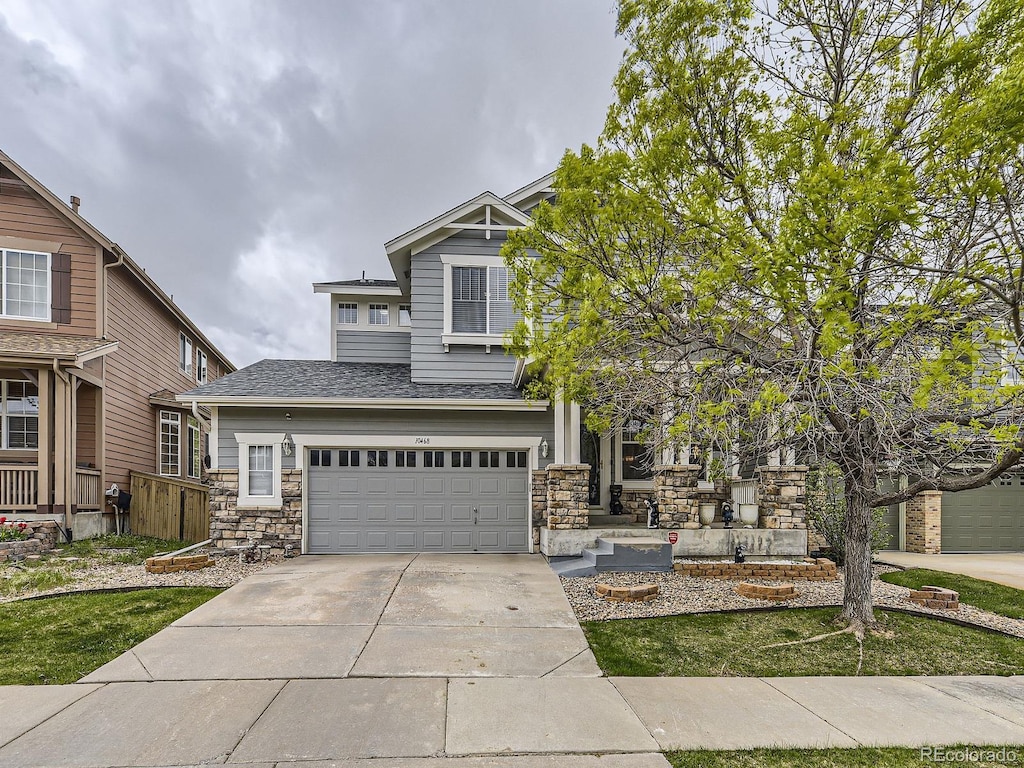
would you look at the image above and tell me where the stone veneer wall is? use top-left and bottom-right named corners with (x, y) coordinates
top-left (755, 466), bottom-right (809, 530)
top-left (546, 464), bottom-right (591, 529)
top-left (531, 469), bottom-right (547, 545)
top-left (905, 490), bottom-right (942, 554)
top-left (0, 520), bottom-right (61, 562)
top-left (619, 488), bottom-right (649, 523)
top-left (653, 465), bottom-right (702, 529)
top-left (208, 469), bottom-right (303, 553)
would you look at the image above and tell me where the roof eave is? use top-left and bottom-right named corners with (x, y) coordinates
top-left (312, 283), bottom-right (406, 297)
top-left (175, 395), bottom-right (549, 411)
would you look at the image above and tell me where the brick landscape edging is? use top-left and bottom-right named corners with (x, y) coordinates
top-left (674, 558), bottom-right (837, 581)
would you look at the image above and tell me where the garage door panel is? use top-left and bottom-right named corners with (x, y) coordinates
top-left (306, 448), bottom-right (531, 554)
top-left (423, 504), bottom-right (444, 521)
top-left (943, 476), bottom-right (1024, 552)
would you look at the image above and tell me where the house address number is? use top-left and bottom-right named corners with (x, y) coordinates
top-left (414, 437), bottom-right (430, 445)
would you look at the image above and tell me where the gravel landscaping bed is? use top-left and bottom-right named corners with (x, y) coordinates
top-left (563, 563), bottom-right (1024, 638)
top-left (0, 551), bottom-right (282, 603)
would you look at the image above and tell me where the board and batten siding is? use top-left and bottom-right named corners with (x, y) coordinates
top-left (0, 173), bottom-right (99, 337)
top-left (103, 267), bottom-right (221, 491)
top-left (218, 407), bottom-right (555, 471)
top-left (409, 229), bottom-right (518, 384)
top-left (336, 330), bottom-right (411, 364)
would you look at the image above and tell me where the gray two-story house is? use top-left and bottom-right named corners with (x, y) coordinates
top-left (181, 175), bottom-right (577, 555)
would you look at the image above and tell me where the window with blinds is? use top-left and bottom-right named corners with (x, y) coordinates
top-left (451, 265), bottom-right (518, 334)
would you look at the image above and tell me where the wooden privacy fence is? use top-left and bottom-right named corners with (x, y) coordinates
top-left (129, 471), bottom-right (210, 543)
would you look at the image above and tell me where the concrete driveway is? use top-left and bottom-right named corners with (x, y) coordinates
top-left (81, 553), bottom-right (602, 682)
top-left (878, 551), bottom-right (1024, 590)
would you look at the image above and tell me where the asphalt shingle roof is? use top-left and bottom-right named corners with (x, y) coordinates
top-left (180, 359), bottom-right (525, 401)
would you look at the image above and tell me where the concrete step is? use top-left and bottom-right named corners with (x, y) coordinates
top-left (548, 556), bottom-right (597, 578)
top-left (585, 536), bottom-right (674, 573)
top-left (588, 514), bottom-right (639, 527)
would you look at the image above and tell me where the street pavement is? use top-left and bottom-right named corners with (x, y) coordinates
top-left (0, 554), bottom-right (1022, 766)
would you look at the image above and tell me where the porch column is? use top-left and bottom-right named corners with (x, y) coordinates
top-left (653, 464), bottom-right (702, 528)
top-left (905, 491), bottom-right (942, 554)
top-left (568, 402), bottom-right (581, 464)
top-left (554, 399), bottom-right (566, 464)
top-left (755, 465), bottom-right (809, 530)
top-left (53, 368), bottom-right (75, 528)
top-left (36, 368), bottom-right (52, 514)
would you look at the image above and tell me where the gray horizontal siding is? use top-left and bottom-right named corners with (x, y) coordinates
top-left (410, 229), bottom-right (518, 384)
top-left (336, 330), bottom-right (411, 364)
top-left (218, 406), bottom-right (554, 471)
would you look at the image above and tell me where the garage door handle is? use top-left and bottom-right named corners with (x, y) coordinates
top-left (473, 507), bottom-right (478, 525)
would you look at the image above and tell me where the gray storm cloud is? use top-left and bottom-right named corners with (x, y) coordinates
top-left (0, 0), bottom-right (622, 365)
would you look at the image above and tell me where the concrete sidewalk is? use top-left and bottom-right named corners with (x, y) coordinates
top-left (0, 675), bottom-right (1022, 766)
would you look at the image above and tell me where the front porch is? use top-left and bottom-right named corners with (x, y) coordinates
top-left (534, 462), bottom-right (810, 559)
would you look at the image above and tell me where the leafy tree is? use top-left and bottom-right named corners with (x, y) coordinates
top-left (505, 0), bottom-right (1024, 629)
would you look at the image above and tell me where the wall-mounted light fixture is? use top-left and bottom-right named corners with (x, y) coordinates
top-left (540, 438), bottom-right (549, 458)
top-left (282, 434), bottom-right (294, 456)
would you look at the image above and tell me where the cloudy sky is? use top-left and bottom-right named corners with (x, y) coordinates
top-left (1, 0), bottom-right (623, 367)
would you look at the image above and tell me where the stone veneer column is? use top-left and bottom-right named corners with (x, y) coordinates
top-left (905, 490), bottom-right (942, 554)
top-left (545, 464), bottom-right (590, 529)
top-left (207, 468), bottom-right (303, 553)
top-left (531, 469), bottom-right (547, 545)
top-left (755, 466), bottom-right (809, 530)
top-left (653, 464), bottom-right (701, 529)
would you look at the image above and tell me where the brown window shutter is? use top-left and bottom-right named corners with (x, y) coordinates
top-left (51, 252), bottom-right (71, 324)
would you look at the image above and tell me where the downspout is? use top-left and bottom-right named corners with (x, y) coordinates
top-left (101, 246), bottom-right (125, 339)
top-left (190, 400), bottom-right (210, 431)
top-left (52, 359), bottom-right (73, 533)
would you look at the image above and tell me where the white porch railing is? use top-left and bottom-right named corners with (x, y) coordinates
top-left (731, 478), bottom-right (757, 507)
top-left (0, 465), bottom-right (37, 510)
top-left (75, 468), bottom-right (103, 511)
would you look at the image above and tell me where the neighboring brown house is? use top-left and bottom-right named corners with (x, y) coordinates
top-left (0, 148), bottom-right (234, 537)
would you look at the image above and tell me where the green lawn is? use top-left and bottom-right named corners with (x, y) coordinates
top-left (0, 588), bottom-right (221, 684)
top-left (666, 746), bottom-right (1022, 767)
top-left (880, 568), bottom-right (1024, 620)
top-left (582, 608), bottom-right (1024, 677)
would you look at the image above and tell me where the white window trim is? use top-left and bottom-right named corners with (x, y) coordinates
top-left (235, 432), bottom-right (284, 507)
top-left (440, 253), bottom-right (510, 346)
top-left (337, 302), bottom-right (359, 325)
top-left (368, 303), bottom-right (391, 326)
top-left (187, 416), bottom-right (201, 479)
top-left (0, 379), bottom-right (40, 451)
top-left (398, 304), bottom-right (412, 327)
top-left (616, 428), bottom-right (655, 488)
top-left (0, 248), bottom-right (51, 322)
top-left (159, 411), bottom-right (181, 477)
top-left (179, 333), bottom-right (193, 375)
top-left (196, 350), bottom-right (208, 384)
top-left (332, 299), bottom-right (410, 333)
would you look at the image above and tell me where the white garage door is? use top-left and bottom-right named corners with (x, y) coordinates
top-left (306, 448), bottom-right (531, 553)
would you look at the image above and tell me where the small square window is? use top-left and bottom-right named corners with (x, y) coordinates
top-left (479, 451), bottom-right (499, 468)
top-left (310, 449), bottom-right (332, 467)
top-left (396, 450), bottom-right (417, 468)
top-left (452, 451), bottom-right (473, 468)
top-left (399, 304), bottom-right (412, 326)
top-left (369, 304), bottom-right (390, 325)
top-left (339, 450), bottom-right (360, 467)
top-left (368, 450), bottom-right (389, 467)
top-left (338, 303), bottom-right (358, 324)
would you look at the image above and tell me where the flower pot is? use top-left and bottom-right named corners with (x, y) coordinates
top-left (739, 503), bottom-right (759, 527)
top-left (696, 480), bottom-right (716, 492)
top-left (698, 503), bottom-right (716, 528)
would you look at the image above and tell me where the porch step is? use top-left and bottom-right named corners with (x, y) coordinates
top-left (548, 536), bottom-right (673, 578)
top-left (588, 514), bottom-right (639, 527)
top-left (585, 537), bottom-right (674, 573)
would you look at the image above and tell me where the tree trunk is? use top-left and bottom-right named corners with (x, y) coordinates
top-left (841, 471), bottom-right (876, 627)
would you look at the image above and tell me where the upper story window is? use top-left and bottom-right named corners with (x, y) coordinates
top-left (0, 249), bottom-right (50, 320)
top-left (338, 303), bottom-right (358, 324)
top-left (1, 380), bottom-right (39, 449)
top-left (369, 304), bottom-right (390, 326)
top-left (196, 349), bottom-right (208, 384)
top-left (443, 255), bottom-right (518, 339)
top-left (179, 333), bottom-right (193, 376)
top-left (399, 304), bottom-right (412, 326)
